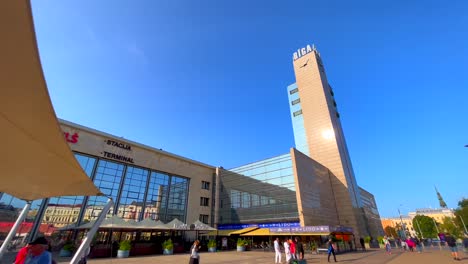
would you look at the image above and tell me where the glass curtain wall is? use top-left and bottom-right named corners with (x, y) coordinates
top-left (219, 154), bottom-right (298, 224)
top-left (143, 172), bottom-right (169, 221)
top-left (117, 166), bottom-right (149, 221)
top-left (83, 160), bottom-right (125, 221)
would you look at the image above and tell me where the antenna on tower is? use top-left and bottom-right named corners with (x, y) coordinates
top-left (435, 186), bottom-right (447, 208)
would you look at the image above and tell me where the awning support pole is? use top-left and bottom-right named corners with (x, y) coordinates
top-left (70, 198), bottom-right (114, 264)
top-left (0, 201), bottom-right (32, 260)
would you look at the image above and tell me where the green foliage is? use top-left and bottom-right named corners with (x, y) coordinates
top-left (455, 198), bottom-right (468, 233)
top-left (440, 216), bottom-right (462, 238)
top-left (364, 236), bottom-right (371, 243)
top-left (413, 215), bottom-right (438, 238)
top-left (236, 238), bottom-right (248, 247)
top-left (377, 236), bottom-right (384, 244)
top-left (162, 239), bottom-right (173, 250)
top-left (208, 239), bottom-right (216, 248)
top-left (119, 240), bottom-right (131, 251)
top-left (62, 242), bottom-right (75, 252)
top-left (384, 226), bottom-right (398, 238)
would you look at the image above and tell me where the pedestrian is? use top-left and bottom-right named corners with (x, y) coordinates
top-left (414, 237), bottom-right (422, 253)
top-left (284, 239), bottom-right (292, 263)
top-left (14, 243), bottom-right (32, 264)
top-left (189, 240), bottom-right (201, 264)
top-left (359, 237), bottom-right (365, 251)
top-left (327, 238), bottom-right (337, 262)
top-left (445, 233), bottom-right (461, 261)
top-left (383, 236), bottom-right (392, 255)
top-left (400, 239), bottom-right (407, 251)
top-left (289, 238), bottom-right (297, 260)
top-left (274, 238), bottom-right (282, 264)
top-left (24, 237), bottom-right (52, 264)
top-left (406, 237), bottom-right (415, 252)
top-left (295, 237), bottom-right (304, 260)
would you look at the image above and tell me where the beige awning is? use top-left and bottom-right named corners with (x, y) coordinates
top-left (0, 0), bottom-right (102, 200)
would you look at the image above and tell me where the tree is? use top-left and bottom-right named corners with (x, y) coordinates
top-left (412, 215), bottom-right (438, 238)
top-left (384, 226), bottom-right (398, 238)
top-left (454, 198), bottom-right (468, 233)
top-left (439, 216), bottom-right (461, 238)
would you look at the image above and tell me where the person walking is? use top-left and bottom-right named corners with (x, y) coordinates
top-left (327, 238), bottom-right (337, 262)
top-left (24, 237), bottom-right (52, 264)
top-left (189, 240), bottom-right (201, 264)
top-left (289, 238), bottom-right (297, 260)
top-left (295, 237), bottom-right (304, 260)
top-left (414, 237), bottom-right (422, 253)
top-left (383, 236), bottom-right (392, 255)
top-left (445, 233), bottom-right (461, 261)
top-left (274, 238), bottom-right (282, 264)
top-left (14, 243), bottom-right (32, 264)
top-left (284, 239), bottom-right (292, 263)
top-left (359, 237), bottom-right (365, 251)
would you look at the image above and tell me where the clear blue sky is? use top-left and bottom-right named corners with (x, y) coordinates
top-left (31, 0), bottom-right (467, 218)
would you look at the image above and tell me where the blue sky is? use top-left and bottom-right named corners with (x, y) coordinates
top-left (30, 0), bottom-right (467, 218)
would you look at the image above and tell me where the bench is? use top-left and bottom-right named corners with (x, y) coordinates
top-left (316, 248), bottom-right (328, 254)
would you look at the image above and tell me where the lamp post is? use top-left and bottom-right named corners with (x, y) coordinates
top-left (397, 208), bottom-right (406, 239)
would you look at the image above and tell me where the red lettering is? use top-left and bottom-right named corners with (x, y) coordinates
top-left (70, 133), bottom-right (79, 143)
top-left (63, 131), bottom-right (79, 144)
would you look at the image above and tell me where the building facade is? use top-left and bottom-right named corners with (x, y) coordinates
top-left (0, 44), bottom-right (383, 246)
top-left (215, 149), bottom-right (340, 228)
top-left (359, 187), bottom-right (385, 237)
top-left (288, 45), bottom-right (371, 238)
top-left (408, 208), bottom-right (455, 223)
top-left (381, 217), bottom-right (416, 237)
top-left (0, 119), bottom-right (216, 243)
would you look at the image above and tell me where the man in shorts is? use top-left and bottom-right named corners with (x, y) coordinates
top-left (445, 233), bottom-right (461, 261)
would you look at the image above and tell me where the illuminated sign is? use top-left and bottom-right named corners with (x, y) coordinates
top-left (293, 44), bottom-right (313, 61)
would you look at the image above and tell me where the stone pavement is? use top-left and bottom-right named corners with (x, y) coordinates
top-left (2, 247), bottom-right (466, 264)
top-left (59, 247), bottom-right (467, 264)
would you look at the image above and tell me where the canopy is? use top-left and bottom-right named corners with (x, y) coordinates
top-left (207, 230), bottom-right (235, 236)
top-left (191, 220), bottom-right (216, 231)
top-left (240, 228), bottom-right (271, 236)
top-left (0, 0), bottom-right (102, 200)
top-left (165, 218), bottom-right (188, 230)
top-left (229, 227), bottom-right (259, 235)
top-left (100, 215), bottom-right (135, 229)
top-left (136, 218), bottom-right (169, 230)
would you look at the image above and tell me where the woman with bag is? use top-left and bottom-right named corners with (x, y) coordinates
top-left (189, 240), bottom-right (201, 264)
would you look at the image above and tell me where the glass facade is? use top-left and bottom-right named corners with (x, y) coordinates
top-left (0, 151), bottom-right (192, 248)
top-left (0, 194), bottom-right (43, 247)
top-left (117, 166), bottom-right (149, 221)
top-left (218, 154), bottom-right (298, 224)
top-left (287, 83), bottom-right (309, 156)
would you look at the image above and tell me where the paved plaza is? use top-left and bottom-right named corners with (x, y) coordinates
top-left (63, 248), bottom-right (466, 264)
top-left (3, 247), bottom-right (466, 264)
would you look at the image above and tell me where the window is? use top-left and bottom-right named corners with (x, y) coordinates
top-left (201, 181), bottom-right (210, 190)
top-left (291, 98), bottom-right (300, 105)
top-left (200, 197), bottom-right (209, 206)
top-left (293, 110), bottom-right (302, 117)
top-left (289, 88), bottom-right (298, 95)
top-left (199, 214), bottom-right (209, 224)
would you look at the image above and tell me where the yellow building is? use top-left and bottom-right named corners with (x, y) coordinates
top-left (381, 217), bottom-right (416, 237)
top-left (408, 208), bottom-right (455, 224)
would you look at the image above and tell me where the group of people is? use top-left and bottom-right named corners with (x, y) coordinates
top-left (273, 237), bottom-right (309, 263)
top-left (14, 237), bottom-right (53, 264)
